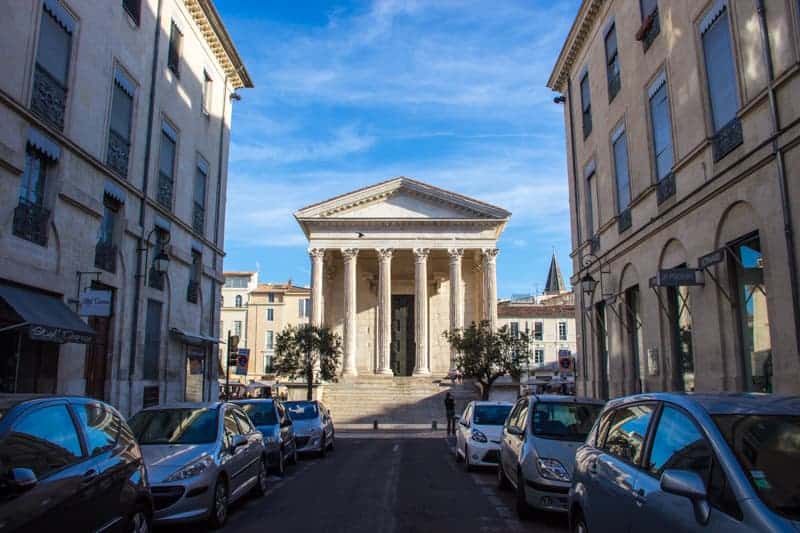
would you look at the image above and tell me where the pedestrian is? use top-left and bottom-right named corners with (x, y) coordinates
top-left (444, 391), bottom-right (456, 435)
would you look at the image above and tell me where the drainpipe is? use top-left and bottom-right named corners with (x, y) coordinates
top-left (127, 0), bottom-right (163, 415)
top-left (755, 0), bottom-right (800, 362)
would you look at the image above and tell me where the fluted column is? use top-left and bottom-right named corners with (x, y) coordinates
top-left (482, 248), bottom-right (499, 330)
top-left (309, 248), bottom-right (325, 326)
top-left (413, 248), bottom-right (431, 375)
top-left (376, 249), bottom-right (394, 375)
top-left (342, 248), bottom-right (359, 376)
top-left (448, 248), bottom-right (464, 371)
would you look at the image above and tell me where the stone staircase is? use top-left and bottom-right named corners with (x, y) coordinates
top-left (321, 375), bottom-right (478, 427)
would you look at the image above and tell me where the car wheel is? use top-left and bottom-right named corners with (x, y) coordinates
top-left (126, 506), bottom-right (150, 533)
top-left (208, 477), bottom-right (229, 529)
top-left (516, 469), bottom-right (533, 521)
top-left (253, 457), bottom-right (269, 496)
top-left (497, 463), bottom-right (511, 491)
top-left (464, 444), bottom-right (474, 472)
top-left (572, 509), bottom-right (588, 533)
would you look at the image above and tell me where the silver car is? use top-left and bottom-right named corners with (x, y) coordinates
top-left (569, 393), bottom-right (800, 533)
top-left (497, 395), bottom-right (604, 519)
top-left (232, 398), bottom-right (298, 475)
top-left (284, 400), bottom-right (335, 456)
top-left (129, 402), bottom-right (268, 528)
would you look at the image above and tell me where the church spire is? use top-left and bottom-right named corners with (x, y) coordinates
top-left (544, 250), bottom-right (565, 295)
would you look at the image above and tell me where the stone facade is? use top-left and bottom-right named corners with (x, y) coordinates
top-left (0, 0), bottom-right (251, 414)
top-left (548, 0), bottom-right (800, 398)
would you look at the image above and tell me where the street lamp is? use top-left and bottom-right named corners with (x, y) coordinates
top-left (152, 248), bottom-right (170, 274)
top-left (139, 226), bottom-right (171, 286)
top-left (580, 273), bottom-right (597, 303)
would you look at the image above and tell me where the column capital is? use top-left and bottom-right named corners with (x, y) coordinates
top-left (481, 248), bottom-right (500, 263)
top-left (308, 248), bottom-right (325, 259)
top-left (376, 248), bottom-right (394, 261)
top-left (447, 248), bottom-right (464, 261)
top-left (341, 248), bottom-right (359, 260)
top-left (413, 248), bottom-right (430, 262)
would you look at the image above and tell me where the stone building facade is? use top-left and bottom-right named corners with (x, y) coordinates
top-left (547, 0), bottom-right (800, 398)
top-left (295, 177), bottom-right (510, 377)
top-left (0, 0), bottom-right (251, 414)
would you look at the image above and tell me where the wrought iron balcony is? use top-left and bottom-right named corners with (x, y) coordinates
top-left (637, 8), bottom-right (661, 52)
top-left (192, 205), bottom-right (205, 235)
top-left (94, 240), bottom-right (117, 273)
top-left (656, 172), bottom-right (676, 204)
top-left (13, 199), bottom-right (50, 246)
top-left (106, 129), bottom-right (130, 178)
top-left (149, 266), bottom-right (165, 291)
top-left (187, 280), bottom-right (200, 303)
top-left (157, 172), bottom-right (173, 209)
top-left (617, 208), bottom-right (632, 233)
top-left (712, 117), bottom-right (743, 162)
top-left (31, 64), bottom-right (67, 131)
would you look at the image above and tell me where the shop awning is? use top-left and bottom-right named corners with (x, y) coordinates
top-left (0, 283), bottom-right (94, 344)
top-left (169, 327), bottom-right (224, 346)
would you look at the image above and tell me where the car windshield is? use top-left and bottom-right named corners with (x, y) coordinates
top-left (713, 414), bottom-right (800, 521)
top-left (129, 408), bottom-right (218, 445)
top-left (284, 401), bottom-right (318, 420)
top-left (531, 402), bottom-right (603, 442)
top-left (473, 404), bottom-right (512, 426)
top-left (238, 402), bottom-right (277, 426)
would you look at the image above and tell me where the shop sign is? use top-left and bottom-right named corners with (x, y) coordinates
top-left (79, 289), bottom-right (112, 317)
top-left (236, 348), bottom-right (250, 376)
top-left (29, 325), bottom-right (93, 344)
top-left (698, 249), bottom-right (725, 270)
top-left (655, 268), bottom-right (704, 287)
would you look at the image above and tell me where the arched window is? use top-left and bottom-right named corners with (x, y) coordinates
top-left (235, 295), bottom-right (242, 308)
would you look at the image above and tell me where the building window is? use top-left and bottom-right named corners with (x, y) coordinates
top-left (266, 308), bottom-right (274, 321)
top-left (225, 277), bottom-right (249, 289)
top-left (732, 234), bottom-right (771, 393)
top-left (612, 125), bottom-right (632, 232)
top-left (605, 23), bottom-right (620, 101)
top-left (143, 299), bottom-right (162, 380)
top-left (268, 292), bottom-right (275, 303)
top-left (14, 147), bottom-right (52, 246)
top-left (94, 196), bottom-right (120, 273)
top-left (265, 331), bottom-right (274, 350)
top-left (123, 0), bottom-right (140, 24)
top-left (580, 72), bottom-right (592, 139)
top-left (234, 295), bottom-right (242, 308)
top-left (534, 348), bottom-right (545, 365)
top-left (148, 228), bottom-right (168, 290)
top-left (31, 1), bottom-right (74, 130)
top-left (667, 280), bottom-right (694, 393)
top-left (264, 352), bottom-right (274, 374)
top-left (193, 159), bottom-right (207, 235)
top-left (187, 250), bottom-right (201, 303)
top-left (649, 75), bottom-right (673, 181)
top-left (510, 322), bottom-right (519, 338)
top-left (299, 298), bottom-right (310, 318)
top-left (233, 320), bottom-right (242, 338)
top-left (558, 321), bottom-right (568, 341)
top-left (107, 69), bottom-right (134, 178)
top-left (638, 0), bottom-right (660, 51)
top-left (701, 2), bottom-right (742, 160)
top-left (533, 321), bottom-right (543, 341)
top-left (585, 164), bottom-right (598, 240)
top-left (202, 69), bottom-right (212, 115)
top-left (157, 121), bottom-right (177, 209)
top-left (167, 21), bottom-right (182, 77)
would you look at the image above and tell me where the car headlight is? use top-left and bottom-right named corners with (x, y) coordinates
top-left (470, 429), bottom-right (488, 443)
top-left (536, 458), bottom-right (571, 482)
top-left (165, 455), bottom-right (214, 482)
top-left (310, 428), bottom-right (322, 438)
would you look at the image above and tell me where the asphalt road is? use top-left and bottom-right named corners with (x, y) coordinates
top-left (161, 431), bottom-right (568, 533)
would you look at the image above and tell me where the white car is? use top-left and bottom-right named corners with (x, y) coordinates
top-left (455, 400), bottom-right (513, 470)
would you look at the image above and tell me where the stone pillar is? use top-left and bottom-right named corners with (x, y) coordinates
top-left (448, 248), bottom-right (464, 371)
top-left (309, 248), bottom-right (325, 326)
top-left (482, 248), bottom-right (499, 330)
top-left (413, 248), bottom-right (431, 376)
top-left (342, 248), bottom-right (359, 376)
top-left (376, 249), bottom-right (394, 375)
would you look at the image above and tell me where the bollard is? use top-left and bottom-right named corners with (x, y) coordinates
top-left (373, 419), bottom-right (378, 430)
top-left (432, 420), bottom-right (437, 430)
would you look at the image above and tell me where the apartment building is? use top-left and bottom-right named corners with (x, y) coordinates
top-left (547, 0), bottom-right (800, 398)
top-left (0, 0), bottom-right (251, 414)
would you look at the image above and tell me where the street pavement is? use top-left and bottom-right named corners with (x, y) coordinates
top-left (160, 430), bottom-right (568, 533)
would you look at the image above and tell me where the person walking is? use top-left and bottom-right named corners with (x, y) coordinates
top-left (444, 391), bottom-right (456, 435)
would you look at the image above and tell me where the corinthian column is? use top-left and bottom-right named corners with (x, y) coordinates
top-left (309, 248), bottom-right (325, 326)
top-left (376, 249), bottom-right (394, 375)
top-left (342, 248), bottom-right (359, 376)
top-left (448, 248), bottom-right (464, 371)
top-left (413, 248), bottom-right (431, 376)
top-left (482, 248), bottom-right (499, 330)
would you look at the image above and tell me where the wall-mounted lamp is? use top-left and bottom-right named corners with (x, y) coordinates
top-left (139, 226), bottom-right (171, 286)
top-left (553, 95), bottom-right (566, 104)
top-left (581, 253), bottom-right (616, 306)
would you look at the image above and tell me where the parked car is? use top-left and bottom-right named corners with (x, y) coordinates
top-left (569, 393), bottom-right (800, 533)
top-left (0, 395), bottom-right (152, 532)
top-left (129, 402), bottom-right (267, 528)
top-left (284, 400), bottom-right (334, 457)
top-left (455, 400), bottom-right (513, 470)
top-left (497, 394), bottom-right (604, 520)
top-left (232, 398), bottom-right (297, 475)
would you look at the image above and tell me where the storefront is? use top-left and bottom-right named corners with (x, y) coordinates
top-left (0, 282), bottom-right (95, 393)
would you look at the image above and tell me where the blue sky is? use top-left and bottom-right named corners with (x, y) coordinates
top-left (216, 0), bottom-right (580, 297)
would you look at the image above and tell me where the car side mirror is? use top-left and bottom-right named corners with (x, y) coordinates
top-left (660, 469), bottom-right (710, 525)
top-left (7, 468), bottom-right (37, 494)
top-left (230, 434), bottom-right (248, 452)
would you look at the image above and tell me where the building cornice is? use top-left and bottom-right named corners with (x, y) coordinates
top-left (546, 0), bottom-right (604, 93)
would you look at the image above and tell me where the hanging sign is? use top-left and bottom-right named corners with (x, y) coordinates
top-left (655, 268), bottom-right (705, 287)
top-left (558, 350), bottom-right (573, 372)
top-left (698, 249), bottom-right (725, 270)
top-left (235, 348), bottom-right (250, 376)
top-left (79, 289), bottom-right (112, 317)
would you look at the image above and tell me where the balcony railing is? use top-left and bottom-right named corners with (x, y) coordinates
top-left (106, 129), bottom-right (130, 178)
top-left (192, 205), bottom-right (205, 235)
top-left (13, 199), bottom-right (50, 246)
top-left (94, 240), bottom-right (117, 273)
top-left (31, 64), bottom-right (67, 131)
top-left (656, 172), bottom-right (676, 204)
top-left (637, 8), bottom-right (661, 52)
top-left (187, 280), bottom-right (199, 303)
top-left (712, 117), bottom-right (743, 162)
top-left (157, 172), bottom-right (173, 209)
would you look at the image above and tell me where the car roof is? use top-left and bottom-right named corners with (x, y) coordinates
top-left (230, 398), bottom-right (274, 404)
top-left (139, 401), bottom-right (223, 411)
top-left (0, 394), bottom-right (110, 410)
top-left (526, 394), bottom-right (605, 405)
top-left (471, 400), bottom-right (513, 406)
top-left (608, 392), bottom-right (800, 416)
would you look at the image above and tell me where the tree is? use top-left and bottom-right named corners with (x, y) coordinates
top-left (444, 320), bottom-right (531, 400)
top-left (274, 324), bottom-right (341, 400)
